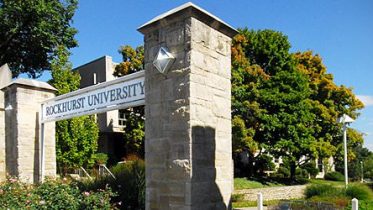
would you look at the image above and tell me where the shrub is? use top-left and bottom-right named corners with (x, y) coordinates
top-left (296, 168), bottom-right (308, 179)
top-left (32, 179), bottom-right (81, 209)
top-left (357, 200), bottom-right (373, 210)
top-left (256, 154), bottom-right (276, 172)
top-left (231, 193), bottom-right (245, 202)
top-left (305, 183), bottom-right (373, 208)
top-left (346, 184), bottom-right (373, 200)
top-left (95, 153), bottom-right (109, 165)
top-left (0, 177), bottom-right (114, 209)
top-left (324, 171), bottom-right (344, 181)
top-left (276, 166), bottom-right (290, 178)
top-left (305, 184), bottom-right (339, 198)
top-left (301, 162), bottom-right (319, 178)
top-left (79, 159), bottom-right (145, 210)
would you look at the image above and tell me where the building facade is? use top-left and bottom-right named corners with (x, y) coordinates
top-left (75, 56), bottom-right (127, 163)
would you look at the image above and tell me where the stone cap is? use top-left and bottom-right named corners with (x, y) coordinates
top-left (0, 63), bottom-right (12, 89)
top-left (1, 78), bottom-right (57, 92)
top-left (138, 2), bottom-right (238, 38)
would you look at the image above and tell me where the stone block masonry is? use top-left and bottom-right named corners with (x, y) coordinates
top-left (0, 64), bottom-right (11, 181)
top-left (0, 90), bottom-right (5, 181)
top-left (139, 2), bottom-right (237, 210)
top-left (2, 79), bottom-right (56, 183)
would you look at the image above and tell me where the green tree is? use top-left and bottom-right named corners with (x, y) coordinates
top-left (232, 29), bottom-right (365, 180)
top-left (113, 45), bottom-right (144, 77)
top-left (232, 29), bottom-right (317, 179)
top-left (345, 144), bottom-right (371, 180)
top-left (363, 152), bottom-right (373, 180)
top-left (257, 70), bottom-right (316, 180)
top-left (114, 45), bottom-right (145, 158)
top-left (49, 46), bottom-right (99, 174)
top-left (231, 31), bottom-right (268, 177)
top-left (294, 51), bottom-right (364, 166)
top-left (0, 0), bottom-right (78, 78)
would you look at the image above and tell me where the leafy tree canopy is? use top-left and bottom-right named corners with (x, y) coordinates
top-left (231, 29), bottom-right (364, 179)
top-left (294, 51), bottom-right (364, 160)
top-left (49, 46), bottom-right (99, 173)
top-left (0, 0), bottom-right (78, 78)
top-left (113, 45), bottom-right (144, 77)
top-left (114, 45), bottom-right (145, 158)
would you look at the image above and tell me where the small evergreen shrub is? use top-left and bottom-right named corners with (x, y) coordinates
top-left (324, 171), bottom-right (344, 181)
top-left (346, 184), bottom-right (373, 200)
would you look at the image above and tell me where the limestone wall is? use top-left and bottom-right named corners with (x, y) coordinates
top-left (4, 82), bottom-right (56, 183)
top-left (0, 90), bottom-right (5, 181)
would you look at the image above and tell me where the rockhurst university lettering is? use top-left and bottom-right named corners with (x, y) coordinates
top-left (45, 82), bottom-right (144, 116)
top-left (41, 71), bottom-right (145, 122)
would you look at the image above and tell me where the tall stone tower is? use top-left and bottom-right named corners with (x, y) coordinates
top-left (139, 3), bottom-right (237, 209)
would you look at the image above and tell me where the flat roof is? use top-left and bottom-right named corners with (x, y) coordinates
top-left (72, 55), bottom-right (112, 72)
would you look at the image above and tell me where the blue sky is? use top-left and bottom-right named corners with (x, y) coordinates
top-left (38, 1), bottom-right (373, 150)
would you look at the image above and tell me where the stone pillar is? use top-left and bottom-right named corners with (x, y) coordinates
top-left (2, 79), bottom-right (56, 183)
top-left (139, 3), bottom-right (237, 209)
top-left (0, 90), bottom-right (5, 181)
top-left (0, 64), bottom-right (11, 181)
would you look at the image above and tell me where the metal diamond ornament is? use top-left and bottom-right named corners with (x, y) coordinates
top-left (153, 47), bottom-right (175, 74)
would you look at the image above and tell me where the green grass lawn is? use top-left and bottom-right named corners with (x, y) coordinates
top-left (308, 178), bottom-right (344, 187)
top-left (233, 199), bottom-right (282, 208)
top-left (233, 178), bottom-right (346, 208)
top-left (234, 177), bottom-right (284, 190)
top-left (234, 177), bottom-right (346, 191)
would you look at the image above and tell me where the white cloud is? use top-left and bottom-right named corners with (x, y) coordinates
top-left (365, 142), bottom-right (373, 152)
top-left (357, 95), bottom-right (373, 107)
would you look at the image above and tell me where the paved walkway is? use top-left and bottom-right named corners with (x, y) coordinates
top-left (234, 207), bottom-right (267, 210)
top-left (235, 185), bottom-right (306, 201)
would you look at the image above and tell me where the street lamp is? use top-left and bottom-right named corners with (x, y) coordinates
top-left (337, 114), bottom-right (355, 188)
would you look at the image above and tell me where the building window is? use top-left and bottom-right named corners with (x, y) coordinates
top-left (93, 73), bottom-right (97, 85)
top-left (118, 110), bottom-right (126, 126)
